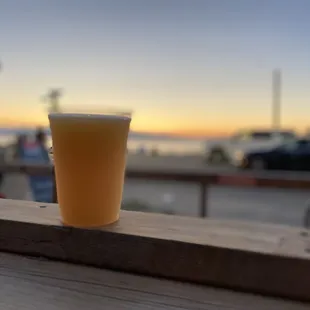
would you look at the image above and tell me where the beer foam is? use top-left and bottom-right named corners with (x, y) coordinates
top-left (48, 113), bottom-right (131, 121)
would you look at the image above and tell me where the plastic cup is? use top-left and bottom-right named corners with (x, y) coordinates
top-left (48, 112), bottom-right (131, 227)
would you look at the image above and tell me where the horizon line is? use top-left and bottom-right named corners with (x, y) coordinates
top-left (0, 126), bottom-right (228, 138)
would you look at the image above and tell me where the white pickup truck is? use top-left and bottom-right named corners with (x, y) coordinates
top-left (205, 129), bottom-right (297, 167)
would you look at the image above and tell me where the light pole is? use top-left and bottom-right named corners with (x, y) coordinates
top-left (42, 88), bottom-right (63, 113)
top-left (272, 69), bottom-right (282, 131)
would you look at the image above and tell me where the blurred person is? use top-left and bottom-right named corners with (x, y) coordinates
top-left (13, 133), bottom-right (26, 161)
top-left (137, 145), bottom-right (146, 155)
top-left (34, 127), bottom-right (50, 162)
top-left (21, 127), bottom-right (53, 203)
top-left (35, 127), bottom-right (46, 145)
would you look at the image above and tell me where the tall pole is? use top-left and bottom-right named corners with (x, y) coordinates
top-left (43, 89), bottom-right (62, 113)
top-left (272, 69), bottom-right (282, 131)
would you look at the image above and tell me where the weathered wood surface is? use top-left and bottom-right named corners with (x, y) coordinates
top-left (0, 199), bottom-right (309, 301)
top-left (0, 252), bottom-right (308, 310)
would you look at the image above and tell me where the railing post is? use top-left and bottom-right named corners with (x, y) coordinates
top-left (52, 168), bottom-right (58, 203)
top-left (199, 182), bottom-right (208, 218)
top-left (303, 203), bottom-right (310, 229)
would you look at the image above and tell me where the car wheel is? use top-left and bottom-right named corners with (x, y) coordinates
top-left (249, 157), bottom-right (266, 170)
top-left (207, 148), bottom-right (228, 164)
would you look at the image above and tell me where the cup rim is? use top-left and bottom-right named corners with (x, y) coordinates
top-left (48, 112), bottom-right (131, 121)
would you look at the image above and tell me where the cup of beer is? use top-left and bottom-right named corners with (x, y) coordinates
top-left (48, 110), bottom-right (131, 228)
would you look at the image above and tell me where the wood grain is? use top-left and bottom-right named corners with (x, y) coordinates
top-left (0, 252), bottom-right (308, 310)
top-left (0, 199), bottom-right (309, 302)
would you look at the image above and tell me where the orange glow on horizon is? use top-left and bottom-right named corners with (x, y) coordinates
top-left (0, 117), bottom-right (230, 137)
top-left (0, 113), bottom-right (303, 138)
top-left (0, 115), bottom-right (48, 128)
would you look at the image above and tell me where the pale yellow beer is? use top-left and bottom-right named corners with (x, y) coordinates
top-left (49, 113), bottom-right (131, 227)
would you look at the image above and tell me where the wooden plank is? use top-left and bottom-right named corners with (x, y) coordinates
top-left (0, 199), bottom-right (309, 301)
top-left (0, 252), bottom-right (308, 310)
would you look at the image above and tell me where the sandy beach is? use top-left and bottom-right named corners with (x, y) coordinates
top-left (1, 153), bottom-right (310, 228)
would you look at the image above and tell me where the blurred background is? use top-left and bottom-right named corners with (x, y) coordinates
top-left (1, 0), bottom-right (310, 227)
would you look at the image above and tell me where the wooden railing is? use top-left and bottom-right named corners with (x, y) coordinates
top-left (1, 162), bottom-right (310, 221)
top-left (1, 163), bottom-right (310, 303)
top-left (2, 198), bottom-right (310, 302)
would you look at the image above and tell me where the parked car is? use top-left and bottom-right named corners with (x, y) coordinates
top-left (240, 139), bottom-right (310, 171)
top-left (205, 129), bottom-right (297, 166)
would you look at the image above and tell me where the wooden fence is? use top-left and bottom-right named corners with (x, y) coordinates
top-left (1, 162), bottom-right (310, 222)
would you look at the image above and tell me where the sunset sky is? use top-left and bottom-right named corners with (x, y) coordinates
top-left (1, 0), bottom-right (310, 136)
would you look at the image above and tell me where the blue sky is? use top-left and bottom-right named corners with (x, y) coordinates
top-left (1, 0), bottom-right (310, 135)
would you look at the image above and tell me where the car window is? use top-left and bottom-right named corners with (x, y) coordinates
top-left (298, 140), bottom-right (310, 149)
top-left (282, 140), bottom-right (310, 151)
top-left (280, 132), bottom-right (296, 140)
top-left (281, 142), bottom-right (297, 151)
top-left (251, 132), bottom-right (272, 139)
top-left (277, 132), bottom-right (297, 142)
top-left (232, 131), bottom-right (294, 141)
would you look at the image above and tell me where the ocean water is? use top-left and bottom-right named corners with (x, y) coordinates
top-left (0, 131), bottom-right (206, 156)
top-left (125, 136), bottom-right (205, 155)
